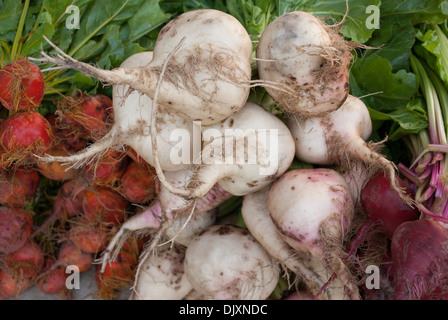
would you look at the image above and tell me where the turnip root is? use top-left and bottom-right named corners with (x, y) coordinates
top-left (37, 51), bottom-right (193, 173)
top-left (267, 168), bottom-right (359, 300)
top-left (130, 245), bottom-right (192, 300)
top-left (241, 187), bottom-right (328, 298)
top-left (158, 169), bottom-right (232, 216)
top-left (99, 199), bottom-right (217, 273)
top-left (31, 9), bottom-right (253, 125)
top-left (256, 11), bottom-right (351, 118)
top-left (305, 256), bottom-right (350, 300)
top-left (184, 224), bottom-right (280, 300)
top-left (287, 95), bottom-right (408, 202)
top-left (338, 163), bottom-right (371, 211)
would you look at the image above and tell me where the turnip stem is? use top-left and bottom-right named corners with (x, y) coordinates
top-left (10, 0), bottom-right (30, 61)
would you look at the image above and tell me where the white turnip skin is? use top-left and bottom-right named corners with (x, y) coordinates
top-left (287, 95), bottom-right (406, 202)
top-left (267, 168), bottom-right (359, 300)
top-left (338, 163), bottom-right (371, 212)
top-left (256, 11), bottom-right (351, 118)
top-left (287, 95), bottom-right (372, 165)
top-left (130, 246), bottom-right (192, 300)
top-left (183, 101), bottom-right (295, 199)
top-left (184, 224), bottom-right (280, 300)
top-left (158, 169), bottom-right (232, 215)
top-left (241, 187), bottom-right (328, 298)
top-left (32, 9), bottom-right (252, 125)
top-left (304, 255), bottom-right (350, 300)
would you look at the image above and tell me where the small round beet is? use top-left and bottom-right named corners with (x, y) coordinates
top-left (116, 160), bottom-right (157, 203)
top-left (361, 172), bottom-right (420, 238)
top-left (0, 111), bottom-right (53, 166)
top-left (0, 207), bottom-right (33, 254)
top-left (4, 240), bottom-right (44, 279)
top-left (0, 59), bottom-right (45, 111)
top-left (0, 167), bottom-right (39, 207)
top-left (84, 150), bottom-right (128, 187)
top-left (82, 186), bottom-right (128, 226)
top-left (36, 258), bottom-right (68, 295)
top-left (57, 241), bottom-right (93, 272)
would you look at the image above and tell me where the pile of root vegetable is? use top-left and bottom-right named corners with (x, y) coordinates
top-left (2, 2), bottom-right (448, 301)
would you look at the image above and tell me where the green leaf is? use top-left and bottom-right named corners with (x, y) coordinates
top-left (21, 12), bottom-right (55, 56)
top-left (69, 71), bottom-right (98, 93)
top-left (70, 0), bottom-right (131, 54)
top-left (350, 55), bottom-right (418, 112)
top-left (363, 18), bottom-right (416, 71)
top-left (44, 0), bottom-right (79, 25)
top-left (278, 0), bottom-right (381, 43)
top-left (381, 0), bottom-right (448, 25)
top-left (415, 26), bottom-right (448, 87)
top-left (0, 0), bottom-right (22, 38)
top-left (126, 0), bottom-right (171, 42)
top-left (97, 24), bottom-right (145, 69)
top-left (368, 99), bottom-right (428, 140)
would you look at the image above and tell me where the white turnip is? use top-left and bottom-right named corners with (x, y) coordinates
top-left (130, 245), bottom-right (192, 300)
top-left (256, 11), bottom-right (351, 118)
top-left (287, 95), bottom-right (407, 201)
top-left (177, 101), bottom-right (295, 199)
top-left (267, 168), bottom-right (359, 299)
top-left (31, 9), bottom-right (253, 125)
top-left (241, 187), bottom-right (328, 297)
top-left (184, 224), bottom-right (280, 300)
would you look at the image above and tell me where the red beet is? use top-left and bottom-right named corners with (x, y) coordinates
top-left (0, 167), bottom-right (39, 207)
top-left (82, 186), bottom-right (128, 226)
top-left (361, 172), bottom-right (420, 238)
top-left (0, 59), bottom-right (45, 111)
top-left (46, 113), bottom-right (88, 153)
top-left (68, 219), bottom-right (109, 254)
top-left (37, 147), bottom-right (76, 181)
top-left (84, 150), bottom-right (128, 187)
top-left (0, 207), bottom-right (33, 253)
top-left (0, 269), bottom-right (32, 300)
top-left (36, 258), bottom-right (68, 295)
top-left (125, 146), bottom-right (147, 164)
top-left (57, 241), bottom-right (93, 272)
top-left (31, 179), bottom-right (85, 237)
top-left (391, 219), bottom-right (448, 300)
top-left (0, 111), bottom-right (53, 166)
top-left (116, 160), bottom-right (157, 203)
top-left (95, 249), bottom-right (137, 300)
top-left (4, 240), bottom-right (44, 279)
top-left (57, 91), bottom-right (113, 141)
